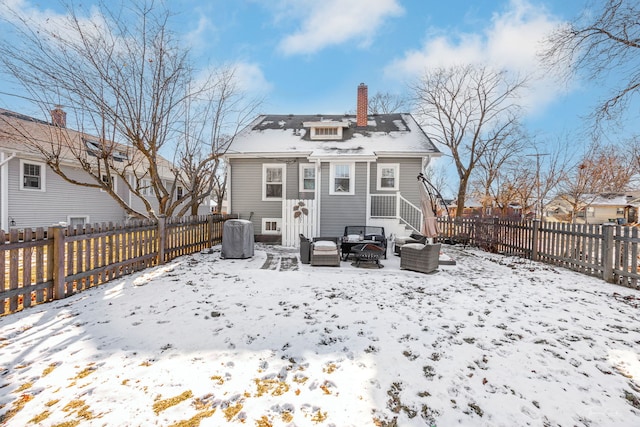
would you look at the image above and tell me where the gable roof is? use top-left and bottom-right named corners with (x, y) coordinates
top-left (226, 113), bottom-right (441, 159)
top-left (588, 192), bottom-right (640, 207)
top-left (0, 108), bottom-right (176, 179)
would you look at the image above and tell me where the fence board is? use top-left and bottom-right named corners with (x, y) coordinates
top-left (1, 214), bottom-right (233, 316)
top-left (9, 230), bottom-right (19, 312)
top-left (22, 228), bottom-right (32, 309)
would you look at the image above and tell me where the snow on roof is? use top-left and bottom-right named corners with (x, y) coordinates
top-left (226, 113), bottom-right (441, 158)
top-left (589, 192), bottom-right (640, 206)
top-left (0, 108), bottom-right (176, 179)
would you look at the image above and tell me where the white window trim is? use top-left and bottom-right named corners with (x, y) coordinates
top-left (67, 215), bottom-right (90, 226)
top-left (100, 174), bottom-right (118, 193)
top-left (262, 163), bottom-right (286, 201)
top-left (299, 163), bottom-right (315, 193)
top-left (376, 163), bottom-right (400, 191)
top-left (262, 218), bottom-right (281, 235)
top-left (138, 178), bottom-right (151, 196)
top-left (329, 162), bottom-right (355, 195)
top-left (303, 121), bottom-right (349, 141)
top-left (20, 159), bottom-right (46, 192)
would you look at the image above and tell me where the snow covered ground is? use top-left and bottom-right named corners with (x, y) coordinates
top-left (1, 243), bottom-right (639, 426)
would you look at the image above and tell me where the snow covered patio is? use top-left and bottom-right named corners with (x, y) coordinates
top-left (1, 244), bottom-right (639, 426)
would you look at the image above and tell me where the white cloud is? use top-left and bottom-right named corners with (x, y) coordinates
top-left (275, 0), bottom-right (404, 55)
top-left (233, 62), bottom-right (273, 94)
top-left (385, 0), bottom-right (566, 116)
top-left (183, 14), bottom-right (217, 53)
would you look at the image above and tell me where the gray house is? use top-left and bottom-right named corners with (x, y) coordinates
top-left (224, 83), bottom-right (442, 245)
top-left (0, 108), bottom-right (208, 231)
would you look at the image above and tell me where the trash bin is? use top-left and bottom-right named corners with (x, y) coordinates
top-left (221, 219), bottom-right (254, 259)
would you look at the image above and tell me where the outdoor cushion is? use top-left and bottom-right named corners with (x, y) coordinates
top-left (402, 243), bottom-right (425, 250)
top-left (346, 234), bottom-right (361, 242)
top-left (313, 240), bottom-right (338, 251)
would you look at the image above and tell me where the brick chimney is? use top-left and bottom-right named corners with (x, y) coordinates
top-left (51, 105), bottom-right (66, 128)
top-left (356, 83), bottom-right (368, 127)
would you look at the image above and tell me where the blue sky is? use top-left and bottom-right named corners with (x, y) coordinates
top-left (0, 0), bottom-right (637, 158)
top-left (174, 0), bottom-right (604, 136)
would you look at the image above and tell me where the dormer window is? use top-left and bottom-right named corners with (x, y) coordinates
top-left (303, 120), bottom-right (349, 140)
top-left (315, 127), bottom-right (338, 136)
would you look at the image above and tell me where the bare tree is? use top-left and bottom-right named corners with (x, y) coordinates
top-left (411, 64), bottom-right (527, 217)
top-left (625, 136), bottom-right (640, 175)
top-left (368, 92), bottom-right (406, 114)
top-left (556, 141), bottom-right (634, 222)
top-left (473, 128), bottom-right (527, 216)
top-left (174, 69), bottom-right (260, 216)
top-left (531, 142), bottom-right (572, 219)
top-left (422, 162), bottom-right (451, 215)
top-left (0, 0), bottom-right (255, 219)
top-left (541, 0), bottom-right (640, 125)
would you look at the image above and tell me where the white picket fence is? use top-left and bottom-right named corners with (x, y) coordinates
top-left (281, 199), bottom-right (317, 247)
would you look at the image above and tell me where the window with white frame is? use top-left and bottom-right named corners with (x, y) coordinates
top-left (303, 120), bottom-right (348, 140)
top-left (377, 163), bottom-right (399, 191)
top-left (68, 216), bottom-right (89, 227)
top-left (101, 174), bottom-right (117, 192)
top-left (299, 164), bottom-right (315, 192)
top-left (330, 162), bottom-right (355, 195)
top-left (138, 178), bottom-right (151, 196)
top-left (263, 164), bottom-right (285, 200)
top-left (20, 160), bottom-right (45, 191)
top-left (315, 127), bottom-right (338, 136)
top-left (177, 186), bottom-right (183, 200)
top-left (262, 218), bottom-right (281, 234)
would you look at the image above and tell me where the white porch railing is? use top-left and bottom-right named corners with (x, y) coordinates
top-left (370, 193), bottom-right (422, 232)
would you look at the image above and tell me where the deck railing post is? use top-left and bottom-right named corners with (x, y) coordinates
top-left (602, 224), bottom-right (615, 283)
top-left (49, 226), bottom-right (66, 300)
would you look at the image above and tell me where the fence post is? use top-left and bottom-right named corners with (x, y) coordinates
top-left (602, 224), bottom-right (614, 283)
top-left (157, 215), bottom-right (166, 265)
top-left (207, 214), bottom-right (214, 249)
top-left (531, 219), bottom-right (540, 261)
top-left (49, 226), bottom-right (66, 300)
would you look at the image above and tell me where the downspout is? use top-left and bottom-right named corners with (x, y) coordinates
top-left (366, 160), bottom-right (371, 225)
top-left (1, 151), bottom-right (17, 231)
top-left (226, 163), bottom-right (232, 215)
top-left (314, 159), bottom-right (321, 237)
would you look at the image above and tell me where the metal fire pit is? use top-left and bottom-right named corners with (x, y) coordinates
top-left (350, 243), bottom-right (384, 268)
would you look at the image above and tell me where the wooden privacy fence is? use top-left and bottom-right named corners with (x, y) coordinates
top-left (437, 217), bottom-right (640, 289)
top-left (1, 214), bottom-right (235, 316)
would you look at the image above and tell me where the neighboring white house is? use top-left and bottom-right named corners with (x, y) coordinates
top-left (0, 108), bottom-right (209, 231)
top-left (223, 83), bottom-right (442, 245)
top-left (545, 192), bottom-right (640, 224)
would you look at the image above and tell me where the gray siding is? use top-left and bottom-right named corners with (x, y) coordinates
top-left (230, 158), bottom-right (282, 234)
top-left (8, 157), bottom-right (126, 229)
top-left (127, 178), bottom-right (201, 217)
top-left (228, 156), bottom-right (425, 237)
top-left (230, 158), bottom-right (317, 233)
top-left (371, 157), bottom-right (423, 206)
top-left (319, 162), bottom-right (367, 237)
